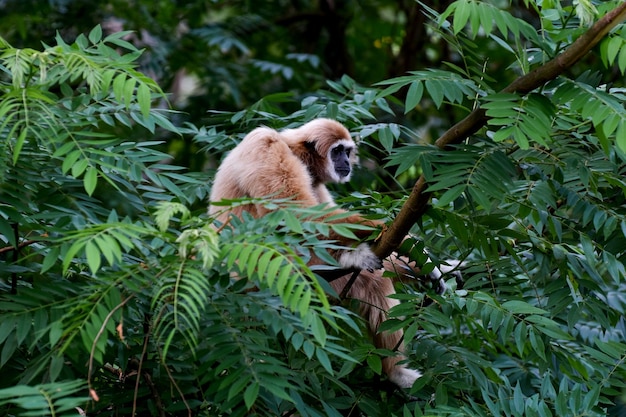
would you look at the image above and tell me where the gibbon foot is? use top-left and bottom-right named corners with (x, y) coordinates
top-left (388, 366), bottom-right (422, 389)
top-left (338, 243), bottom-right (382, 271)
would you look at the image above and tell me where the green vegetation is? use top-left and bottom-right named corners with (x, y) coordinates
top-left (1, 1), bottom-right (626, 416)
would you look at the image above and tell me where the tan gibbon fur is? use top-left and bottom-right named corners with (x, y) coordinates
top-left (209, 118), bottom-right (421, 388)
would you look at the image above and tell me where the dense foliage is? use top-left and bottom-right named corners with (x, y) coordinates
top-left (1, 1), bottom-right (626, 416)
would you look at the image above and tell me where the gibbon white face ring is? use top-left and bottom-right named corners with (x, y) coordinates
top-left (327, 139), bottom-right (356, 183)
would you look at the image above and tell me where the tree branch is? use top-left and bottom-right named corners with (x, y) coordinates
top-left (0, 238), bottom-right (38, 254)
top-left (372, 2), bottom-right (626, 260)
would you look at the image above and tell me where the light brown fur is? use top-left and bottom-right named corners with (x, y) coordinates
top-left (209, 118), bottom-right (421, 388)
top-left (330, 261), bottom-right (418, 387)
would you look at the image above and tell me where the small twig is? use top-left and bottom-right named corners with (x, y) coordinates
top-left (11, 223), bottom-right (18, 294)
top-left (214, 216), bottom-right (232, 234)
top-left (87, 295), bottom-right (134, 400)
top-left (141, 371), bottom-right (166, 417)
top-left (339, 269), bottom-right (362, 299)
top-left (133, 313), bottom-right (153, 417)
top-left (0, 238), bottom-right (38, 254)
top-left (160, 352), bottom-right (192, 417)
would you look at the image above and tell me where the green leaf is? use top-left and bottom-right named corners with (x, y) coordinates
top-left (104, 30), bottom-right (137, 51)
top-left (243, 381), bottom-right (259, 410)
top-left (113, 73), bottom-right (127, 103)
top-left (52, 141), bottom-right (76, 158)
top-left (41, 246), bottom-right (60, 273)
top-left (616, 121), bottom-right (626, 152)
top-left (514, 321), bottom-right (527, 356)
top-left (501, 300), bottom-right (547, 315)
top-left (256, 250), bottom-right (273, 280)
top-left (315, 347), bottom-right (333, 374)
top-left (425, 79), bottom-right (444, 108)
top-left (310, 314), bottom-right (327, 345)
top-left (298, 289), bottom-right (311, 317)
top-left (303, 340), bottom-right (315, 359)
top-left (15, 315), bottom-right (31, 345)
top-left (71, 158), bottom-right (89, 178)
top-left (404, 81), bottom-right (423, 114)
top-left (434, 184), bottom-right (465, 207)
top-left (366, 354), bottom-right (382, 375)
top-left (49, 354), bottom-right (64, 382)
top-left (137, 82), bottom-right (151, 118)
top-left (100, 69), bottom-right (115, 92)
top-left (512, 383), bottom-right (525, 415)
top-left (582, 384), bottom-right (600, 410)
top-left (595, 340), bottom-right (626, 359)
top-left (326, 101), bottom-right (338, 119)
top-left (618, 43), bottom-right (626, 74)
top-left (525, 315), bottom-right (572, 340)
top-left (61, 150), bottom-right (81, 174)
top-left (155, 201), bottom-right (190, 232)
top-left (88, 24), bottom-right (103, 44)
top-left (606, 36), bottom-right (623, 65)
top-left (266, 257), bottom-right (282, 288)
top-left (512, 126), bottom-right (529, 149)
top-left (435, 381), bottom-right (448, 405)
top-left (122, 77), bottom-right (136, 108)
top-left (83, 166), bottom-right (98, 196)
top-left (95, 234), bottom-right (119, 266)
top-left (528, 327), bottom-right (546, 361)
top-left (0, 218), bottom-right (16, 248)
top-left (453, 0), bottom-right (470, 34)
top-left (63, 240), bottom-right (86, 273)
top-left (85, 240), bottom-right (101, 274)
top-left (12, 128), bottom-right (27, 164)
top-left (48, 321), bottom-right (63, 347)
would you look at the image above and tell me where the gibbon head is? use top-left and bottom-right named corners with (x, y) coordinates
top-left (287, 118), bottom-right (358, 185)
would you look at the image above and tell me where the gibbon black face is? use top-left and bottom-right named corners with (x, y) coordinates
top-left (330, 143), bottom-right (353, 179)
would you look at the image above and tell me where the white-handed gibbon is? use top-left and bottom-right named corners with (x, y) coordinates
top-left (209, 118), bottom-right (421, 388)
top-left (209, 118), bottom-right (382, 271)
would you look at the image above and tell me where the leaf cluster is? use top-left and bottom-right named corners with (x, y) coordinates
top-left (0, 32), bottom-right (382, 417)
top-left (2, 1), bottom-right (626, 416)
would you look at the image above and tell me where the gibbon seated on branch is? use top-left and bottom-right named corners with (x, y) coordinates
top-left (209, 118), bottom-right (436, 389)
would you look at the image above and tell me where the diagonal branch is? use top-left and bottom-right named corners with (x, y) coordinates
top-left (372, 2), bottom-right (626, 260)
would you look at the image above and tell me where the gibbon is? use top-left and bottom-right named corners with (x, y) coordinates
top-left (209, 118), bottom-right (421, 388)
top-left (209, 118), bottom-right (382, 271)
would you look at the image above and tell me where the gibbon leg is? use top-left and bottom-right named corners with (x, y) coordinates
top-left (330, 270), bottom-right (422, 388)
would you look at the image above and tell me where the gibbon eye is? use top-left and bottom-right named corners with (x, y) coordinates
top-left (331, 144), bottom-right (352, 157)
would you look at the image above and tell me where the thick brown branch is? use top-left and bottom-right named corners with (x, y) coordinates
top-left (372, 3), bottom-right (626, 259)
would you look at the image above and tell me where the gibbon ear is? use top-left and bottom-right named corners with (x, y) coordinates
top-left (304, 141), bottom-right (317, 152)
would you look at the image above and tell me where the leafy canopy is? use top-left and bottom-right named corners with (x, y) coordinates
top-left (1, 1), bottom-right (626, 416)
